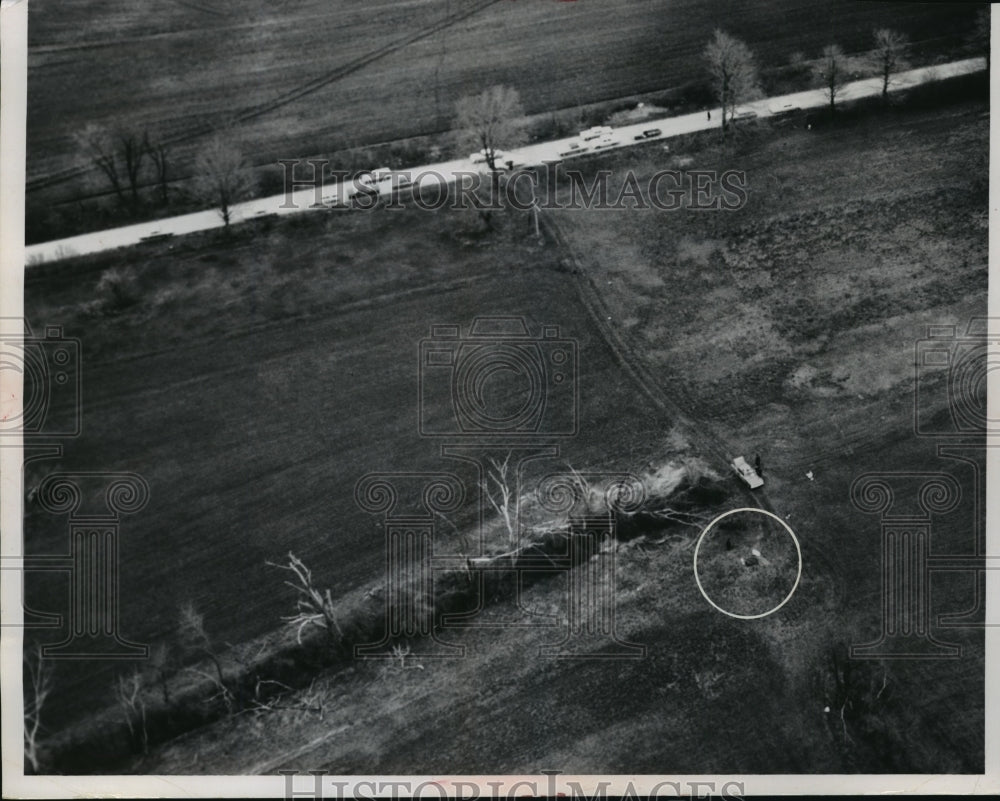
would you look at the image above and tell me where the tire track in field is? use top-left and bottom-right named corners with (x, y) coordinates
top-left (169, 0), bottom-right (229, 17)
top-left (538, 209), bottom-right (847, 597)
top-left (27, 0), bottom-right (503, 194)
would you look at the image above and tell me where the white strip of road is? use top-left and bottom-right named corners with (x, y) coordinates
top-left (24, 57), bottom-right (985, 267)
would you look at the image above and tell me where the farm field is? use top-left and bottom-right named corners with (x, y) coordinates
top-left (22, 87), bottom-right (988, 773)
top-left (22, 203), bottom-right (678, 738)
top-left (26, 0), bottom-right (983, 201)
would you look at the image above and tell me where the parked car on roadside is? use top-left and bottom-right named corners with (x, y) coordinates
top-left (358, 167), bottom-right (393, 189)
top-left (558, 140), bottom-right (588, 157)
top-left (579, 125), bottom-right (613, 141)
top-left (469, 149), bottom-right (505, 165)
top-left (634, 128), bottom-right (662, 140)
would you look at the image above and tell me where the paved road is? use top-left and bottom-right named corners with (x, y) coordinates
top-left (24, 57), bottom-right (985, 266)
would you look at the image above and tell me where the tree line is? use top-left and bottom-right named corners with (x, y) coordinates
top-left (74, 12), bottom-right (989, 233)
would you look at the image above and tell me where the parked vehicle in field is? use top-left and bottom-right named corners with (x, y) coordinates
top-left (592, 134), bottom-right (617, 150)
top-left (733, 108), bottom-right (758, 121)
top-left (579, 125), bottom-right (613, 141)
top-left (731, 456), bottom-right (764, 489)
top-left (634, 128), bottom-right (662, 140)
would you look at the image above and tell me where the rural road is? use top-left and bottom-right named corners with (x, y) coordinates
top-left (24, 56), bottom-right (984, 266)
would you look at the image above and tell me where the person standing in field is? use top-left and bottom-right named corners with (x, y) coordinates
top-left (754, 453), bottom-right (763, 477)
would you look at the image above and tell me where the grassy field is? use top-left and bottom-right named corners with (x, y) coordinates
top-left (27, 0), bottom-right (983, 202)
top-left (23, 78), bottom-right (988, 774)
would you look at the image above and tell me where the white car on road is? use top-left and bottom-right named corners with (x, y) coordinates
top-left (579, 125), bottom-right (613, 141)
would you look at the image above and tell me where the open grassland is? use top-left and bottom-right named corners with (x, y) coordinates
top-left (24, 87), bottom-right (988, 773)
top-left (540, 90), bottom-right (988, 769)
top-left (27, 0), bottom-right (982, 199)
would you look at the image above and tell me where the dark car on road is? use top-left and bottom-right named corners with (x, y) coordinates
top-left (634, 128), bottom-right (662, 140)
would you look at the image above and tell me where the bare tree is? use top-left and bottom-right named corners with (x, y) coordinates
top-left (114, 668), bottom-right (149, 755)
top-left (119, 130), bottom-right (147, 210)
top-left (482, 453), bottom-right (520, 548)
top-left (75, 124), bottom-right (151, 213)
top-left (144, 134), bottom-right (171, 206)
top-left (144, 642), bottom-right (175, 707)
top-left (704, 30), bottom-right (762, 131)
top-left (454, 85), bottom-right (527, 173)
top-left (267, 552), bottom-right (344, 646)
top-left (178, 602), bottom-right (227, 693)
top-left (192, 130), bottom-right (254, 227)
top-left (814, 44), bottom-right (850, 114)
top-left (75, 124), bottom-right (125, 204)
top-left (24, 645), bottom-right (52, 773)
top-left (871, 28), bottom-right (909, 104)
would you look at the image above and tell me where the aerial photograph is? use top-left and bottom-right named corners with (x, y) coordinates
top-left (5, 0), bottom-right (992, 792)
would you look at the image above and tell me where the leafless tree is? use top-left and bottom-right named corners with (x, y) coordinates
top-left (267, 552), bottom-right (344, 646)
top-left (814, 44), bottom-right (850, 114)
top-left (114, 667), bottom-right (149, 754)
top-left (178, 602), bottom-right (227, 693)
top-left (23, 645), bottom-right (52, 773)
top-left (75, 125), bottom-right (150, 213)
top-left (871, 28), bottom-right (909, 104)
top-left (192, 130), bottom-right (254, 227)
top-left (455, 85), bottom-right (527, 173)
top-left (119, 130), bottom-right (146, 209)
top-left (144, 134), bottom-right (171, 205)
top-left (75, 124), bottom-right (125, 204)
top-left (482, 453), bottom-right (520, 548)
top-left (144, 642), bottom-right (175, 707)
top-left (704, 30), bottom-right (762, 131)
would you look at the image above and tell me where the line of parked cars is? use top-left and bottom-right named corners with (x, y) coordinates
top-left (355, 121), bottom-right (668, 200)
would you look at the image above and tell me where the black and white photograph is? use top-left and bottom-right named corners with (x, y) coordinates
top-left (0, 0), bottom-right (996, 796)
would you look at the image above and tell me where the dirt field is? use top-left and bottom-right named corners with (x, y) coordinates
top-left (27, 0), bottom-right (981, 198)
top-left (23, 63), bottom-right (988, 773)
top-left (22, 201), bottom-right (679, 739)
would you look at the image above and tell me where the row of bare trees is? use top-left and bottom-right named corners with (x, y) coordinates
top-left (704, 26), bottom-right (920, 126)
top-left (22, 550), bottom-right (340, 772)
top-left (77, 125), bottom-right (254, 228)
top-left (458, 22), bottom-right (959, 174)
top-left (74, 18), bottom-right (985, 233)
top-left (75, 126), bottom-right (172, 214)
